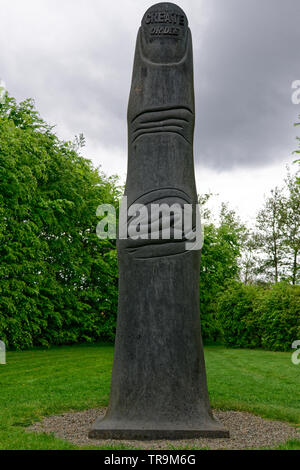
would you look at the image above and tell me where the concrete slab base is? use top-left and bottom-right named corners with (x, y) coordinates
top-left (89, 419), bottom-right (230, 440)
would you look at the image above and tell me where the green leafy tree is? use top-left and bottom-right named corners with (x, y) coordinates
top-left (254, 172), bottom-right (299, 285)
top-left (0, 96), bottom-right (120, 349)
top-left (281, 172), bottom-right (300, 285)
top-left (255, 187), bottom-right (286, 283)
top-left (200, 201), bottom-right (245, 340)
top-left (239, 229), bottom-right (261, 285)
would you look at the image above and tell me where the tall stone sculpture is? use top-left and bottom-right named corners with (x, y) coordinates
top-left (90, 2), bottom-right (229, 439)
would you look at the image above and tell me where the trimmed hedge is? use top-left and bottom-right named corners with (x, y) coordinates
top-left (217, 281), bottom-right (300, 351)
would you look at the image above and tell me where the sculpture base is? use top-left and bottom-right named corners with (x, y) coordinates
top-left (89, 418), bottom-right (230, 440)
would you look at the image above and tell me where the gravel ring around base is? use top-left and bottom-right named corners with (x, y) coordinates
top-left (27, 408), bottom-right (300, 450)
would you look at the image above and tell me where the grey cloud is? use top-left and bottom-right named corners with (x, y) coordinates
top-left (0, 0), bottom-right (299, 172)
top-left (192, 0), bottom-right (300, 169)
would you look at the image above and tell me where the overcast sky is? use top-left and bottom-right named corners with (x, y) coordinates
top-left (1, 0), bottom-right (299, 223)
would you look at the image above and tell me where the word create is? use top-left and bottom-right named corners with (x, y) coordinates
top-left (145, 10), bottom-right (185, 26)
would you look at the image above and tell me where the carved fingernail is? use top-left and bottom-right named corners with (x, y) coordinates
top-left (140, 2), bottom-right (189, 63)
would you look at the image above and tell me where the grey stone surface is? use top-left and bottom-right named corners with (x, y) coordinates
top-left (89, 2), bottom-right (229, 440)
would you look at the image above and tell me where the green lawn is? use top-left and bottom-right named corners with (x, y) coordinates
top-left (0, 343), bottom-right (299, 450)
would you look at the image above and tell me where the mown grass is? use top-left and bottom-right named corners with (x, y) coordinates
top-left (0, 343), bottom-right (299, 450)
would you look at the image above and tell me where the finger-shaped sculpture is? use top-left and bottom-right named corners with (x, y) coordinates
top-left (90, 2), bottom-right (229, 440)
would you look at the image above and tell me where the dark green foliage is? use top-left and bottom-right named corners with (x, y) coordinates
top-left (257, 282), bottom-right (300, 351)
top-left (217, 281), bottom-right (300, 351)
top-left (217, 282), bottom-right (262, 349)
top-left (0, 96), bottom-right (120, 349)
top-left (200, 204), bottom-right (245, 341)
